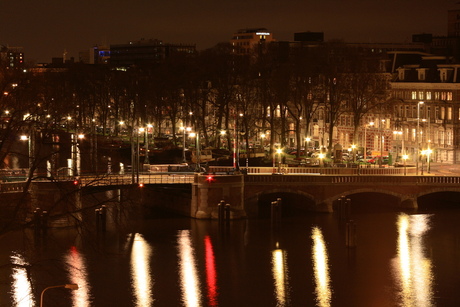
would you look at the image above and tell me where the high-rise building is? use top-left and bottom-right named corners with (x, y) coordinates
top-left (0, 45), bottom-right (24, 68)
top-left (109, 39), bottom-right (196, 66)
top-left (230, 28), bottom-right (275, 55)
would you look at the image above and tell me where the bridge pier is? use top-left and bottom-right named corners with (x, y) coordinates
top-left (316, 200), bottom-right (334, 213)
top-left (399, 196), bottom-right (418, 209)
top-left (192, 174), bottom-right (246, 219)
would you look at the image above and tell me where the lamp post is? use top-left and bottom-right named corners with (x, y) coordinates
top-left (20, 135), bottom-right (32, 170)
top-left (426, 148), bottom-right (432, 174)
top-left (417, 101), bottom-right (424, 175)
top-left (379, 119), bottom-right (385, 167)
top-left (403, 154), bottom-right (408, 176)
top-left (276, 148), bottom-right (282, 173)
top-left (363, 122), bottom-right (374, 162)
top-left (319, 153), bottom-right (325, 174)
top-left (40, 284), bottom-right (78, 307)
top-left (351, 144), bottom-right (356, 163)
top-left (305, 137), bottom-right (311, 156)
top-left (180, 126), bottom-right (191, 163)
top-left (189, 132), bottom-right (201, 172)
top-left (421, 150), bottom-right (426, 175)
top-left (144, 124), bottom-right (152, 165)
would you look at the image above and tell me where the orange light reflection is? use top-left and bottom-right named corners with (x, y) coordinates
top-left (10, 252), bottom-right (35, 307)
top-left (65, 246), bottom-right (91, 306)
top-left (130, 233), bottom-right (154, 307)
top-left (177, 230), bottom-right (202, 307)
top-left (311, 226), bottom-right (332, 307)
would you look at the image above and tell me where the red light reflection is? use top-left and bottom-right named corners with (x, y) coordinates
top-left (204, 235), bottom-right (218, 306)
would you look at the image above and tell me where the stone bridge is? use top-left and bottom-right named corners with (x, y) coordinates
top-left (193, 174), bottom-right (460, 218)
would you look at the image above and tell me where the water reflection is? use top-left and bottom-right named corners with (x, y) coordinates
top-left (130, 233), bottom-right (154, 307)
top-left (311, 227), bottom-right (332, 307)
top-left (271, 245), bottom-right (290, 306)
top-left (177, 230), bottom-right (202, 307)
top-left (10, 252), bottom-right (35, 307)
top-left (393, 213), bottom-right (434, 307)
top-left (65, 246), bottom-right (92, 306)
top-left (204, 235), bottom-right (218, 306)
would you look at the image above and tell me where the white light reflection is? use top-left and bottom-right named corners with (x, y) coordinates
top-left (177, 230), bottom-right (202, 307)
top-left (10, 252), bottom-right (35, 307)
top-left (271, 247), bottom-right (290, 306)
top-left (392, 213), bottom-right (434, 307)
top-left (65, 246), bottom-right (91, 306)
top-left (311, 226), bottom-right (332, 307)
top-left (130, 233), bottom-right (154, 307)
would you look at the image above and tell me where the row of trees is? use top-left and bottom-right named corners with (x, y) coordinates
top-left (1, 42), bottom-right (392, 167)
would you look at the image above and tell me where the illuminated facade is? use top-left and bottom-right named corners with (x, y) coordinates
top-left (0, 45), bottom-right (24, 68)
top-left (230, 28), bottom-right (275, 55)
top-left (389, 51), bottom-right (460, 163)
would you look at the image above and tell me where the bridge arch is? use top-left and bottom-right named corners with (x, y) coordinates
top-left (324, 188), bottom-right (417, 213)
top-left (244, 188), bottom-right (316, 218)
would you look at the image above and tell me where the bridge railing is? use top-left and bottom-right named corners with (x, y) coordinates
top-left (0, 182), bottom-right (26, 192)
top-left (79, 173), bottom-right (195, 187)
top-left (244, 174), bottom-right (460, 185)
top-left (209, 166), bottom-right (412, 175)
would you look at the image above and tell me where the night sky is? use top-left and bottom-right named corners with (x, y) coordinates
top-left (0, 0), bottom-right (458, 63)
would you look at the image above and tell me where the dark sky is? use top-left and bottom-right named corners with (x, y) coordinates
top-left (0, 0), bottom-right (458, 63)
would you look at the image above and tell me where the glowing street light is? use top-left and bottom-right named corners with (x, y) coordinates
top-left (40, 284), bottom-right (78, 307)
top-left (276, 148), bottom-right (283, 173)
top-left (319, 153), bottom-right (325, 174)
top-left (402, 154), bottom-right (408, 176)
top-left (180, 126), bottom-right (192, 163)
top-left (416, 101), bottom-right (424, 175)
top-left (426, 148), bottom-right (432, 174)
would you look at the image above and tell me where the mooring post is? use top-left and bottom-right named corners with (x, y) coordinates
top-left (346, 220), bottom-right (357, 247)
top-left (100, 205), bottom-right (107, 233)
top-left (225, 203), bottom-right (231, 221)
top-left (276, 198), bottom-right (282, 221)
top-left (344, 198), bottom-right (351, 220)
top-left (33, 208), bottom-right (41, 235)
top-left (218, 200), bottom-right (225, 223)
top-left (95, 208), bottom-right (100, 231)
top-left (41, 210), bottom-right (48, 237)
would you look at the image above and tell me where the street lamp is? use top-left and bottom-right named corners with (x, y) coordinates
top-left (363, 122), bottom-right (374, 162)
top-left (144, 124), bottom-right (153, 164)
top-left (189, 131), bottom-right (201, 172)
top-left (416, 101), bottom-right (424, 175)
top-left (426, 148), bottom-right (432, 174)
top-left (351, 144), bottom-right (356, 163)
top-left (421, 150), bottom-right (426, 175)
top-left (319, 153), bottom-right (325, 174)
top-left (180, 126), bottom-right (191, 163)
top-left (40, 284), bottom-right (78, 307)
top-left (276, 148), bottom-right (282, 173)
top-left (305, 137), bottom-right (311, 155)
top-left (393, 130), bottom-right (402, 165)
top-left (20, 135), bottom-right (32, 170)
top-left (402, 154), bottom-right (408, 176)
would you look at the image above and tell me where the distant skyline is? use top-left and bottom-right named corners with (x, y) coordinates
top-left (0, 0), bottom-right (458, 63)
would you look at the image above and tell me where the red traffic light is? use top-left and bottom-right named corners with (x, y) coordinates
top-left (139, 183), bottom-right (144, 188)
top-left (73, 180), bottom-right (79, 185)
top-left (206, 175), bottom-right (215, 183)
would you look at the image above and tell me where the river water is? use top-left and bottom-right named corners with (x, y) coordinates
top-left (2, 195), bottom-right (460, 307)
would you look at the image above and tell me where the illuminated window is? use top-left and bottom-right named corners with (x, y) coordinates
top-left (411, 91), bottom-right (417, 99)
top-left (426, 91), bottom-right (431, 100)
top-left (447, 92), bottom-right (453, 101)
